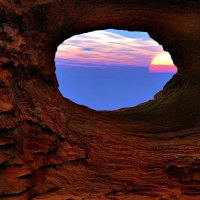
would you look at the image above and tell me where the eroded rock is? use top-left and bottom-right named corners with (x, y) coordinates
top-left (0, 0), bottom-right (200, 199)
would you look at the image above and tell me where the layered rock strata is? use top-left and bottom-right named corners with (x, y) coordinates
top-left (0, 0), bottom-right (200, 199)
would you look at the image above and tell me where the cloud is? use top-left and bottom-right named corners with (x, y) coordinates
top-left (150, 65), bottom-right (177, 73)
top-left (55, 30), bottom-right (168, 69)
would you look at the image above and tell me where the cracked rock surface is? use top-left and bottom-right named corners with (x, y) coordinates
top-left (0, 0), bottom-right (200, 199)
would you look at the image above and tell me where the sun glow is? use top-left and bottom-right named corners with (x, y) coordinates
top-left (150, 52), bottom-right (177, 73)
top-left (151, 52), bottom-right (174, 65)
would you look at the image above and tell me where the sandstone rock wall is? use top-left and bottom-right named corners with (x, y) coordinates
top-left (0, 1), bottom-right (200, 199)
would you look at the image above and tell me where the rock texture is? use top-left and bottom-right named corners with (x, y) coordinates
top-left (0, 0), bottom-right (200, 199)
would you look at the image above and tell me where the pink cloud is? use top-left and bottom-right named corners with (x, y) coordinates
top-left (55, 30), bottom-right (174, 72)
top-left (150, 65), bottom-right (177, 73)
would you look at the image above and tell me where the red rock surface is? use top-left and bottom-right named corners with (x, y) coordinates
top-left (0, 0), bottom-right (200, 199)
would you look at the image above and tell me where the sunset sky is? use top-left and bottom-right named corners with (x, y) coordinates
top-left (55, 29), bottom-right (177, 110)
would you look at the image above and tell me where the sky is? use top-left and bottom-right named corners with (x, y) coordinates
top-left (55, 29), bottom-right (177, 110)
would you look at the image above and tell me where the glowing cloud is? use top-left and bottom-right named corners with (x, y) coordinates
top-left (56, 31), bottom-right (162, 67)
top-left (150, 52), bottom-right (177, 73)
top-left (55, 30), bottom-right (176, 73)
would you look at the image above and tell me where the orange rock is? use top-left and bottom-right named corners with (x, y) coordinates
top-left (0, 0), bottom-right (200, 199)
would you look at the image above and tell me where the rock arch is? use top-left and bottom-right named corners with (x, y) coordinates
top-left (0, 0), bottom-right (200, 199)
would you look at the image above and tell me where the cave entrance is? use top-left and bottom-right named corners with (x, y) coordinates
top-left (55, 30), bottom-right (177, 111)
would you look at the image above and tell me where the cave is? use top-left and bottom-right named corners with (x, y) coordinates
top-left (0, 0), bottom-right (200, 199)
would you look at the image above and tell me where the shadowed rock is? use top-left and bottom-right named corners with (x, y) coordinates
top-left (0, 0), bottom-right (200, 199)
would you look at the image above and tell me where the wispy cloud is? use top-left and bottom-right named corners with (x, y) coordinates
top-left (55, 30), bottom-right (173, 71)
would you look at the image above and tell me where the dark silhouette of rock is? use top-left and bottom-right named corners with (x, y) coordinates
top-left (0, 0), bottom-right (200, 199)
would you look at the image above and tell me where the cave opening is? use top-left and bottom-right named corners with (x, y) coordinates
top-left (55, 29), bottom-right (177, 111)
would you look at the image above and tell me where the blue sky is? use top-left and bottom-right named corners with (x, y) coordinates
top-left (107, 29), bottom-right (150, 39)
top-left (55, 29), bottom-right (176, 110)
